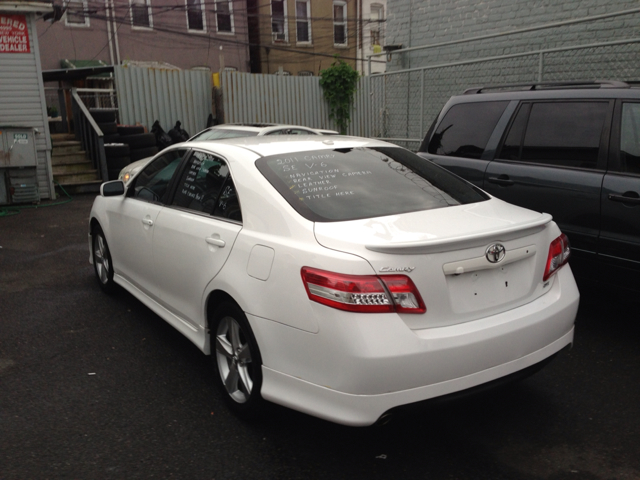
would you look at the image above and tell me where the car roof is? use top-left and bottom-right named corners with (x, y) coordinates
top-left (448, 80), bottom-right (640, 104)
top-left (184, 135), bottom-right (393, 158)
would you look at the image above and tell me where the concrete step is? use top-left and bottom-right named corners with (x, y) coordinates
top-left (52, 161), bottom-right (95, 175)
top-left (51, 133), bottom-right (76, 143)
top-left (55, 180), bottom-right (102, 196)
top-left (54, 170), bottom-right (100, 184)
top-left (52, 143), bottom-right (84, 155)
top-left (51, 151), bottom-right (88, 164)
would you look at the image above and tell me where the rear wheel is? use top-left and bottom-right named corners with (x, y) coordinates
top-left (212, 302), bottom-right (264, 418)
top-left (92, 226), bottom-right (115, 293)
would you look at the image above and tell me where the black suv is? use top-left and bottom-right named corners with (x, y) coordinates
top-left (417, 81), bottom-right (640, 289)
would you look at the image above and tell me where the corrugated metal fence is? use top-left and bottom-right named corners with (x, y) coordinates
top-left (115, 66), bottom-right (212, 136)
top-left (220, 71), bottom-right (370, 136)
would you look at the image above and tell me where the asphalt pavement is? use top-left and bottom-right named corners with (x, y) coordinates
top-left (1, 194), bottom-right (639, 480)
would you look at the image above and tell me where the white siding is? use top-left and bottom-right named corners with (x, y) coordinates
top-left (0, 14), bottom-right (53, 200)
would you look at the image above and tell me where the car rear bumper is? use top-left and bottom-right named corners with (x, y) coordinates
top-left (261, 328), bottom-right (573, 426)
top-left (255, 267), bottom-right (579, 426)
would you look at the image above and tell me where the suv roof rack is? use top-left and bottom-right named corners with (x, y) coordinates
top-left (463, 80), bottom-right (630, 95)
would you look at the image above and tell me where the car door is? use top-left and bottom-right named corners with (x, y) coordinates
top-left (484, 100), bottom-right (613, 258)
top-left (151, 150), bottom-right (243, 328)
top-left (599, 100), bottom-right (640, 284)
top-left (107, 149), bottom-right (186, 295)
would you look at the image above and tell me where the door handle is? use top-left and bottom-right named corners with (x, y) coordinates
top-left (142, 218), bottom-right (154, 226)
top-left (487, 175), bottom-right (514, 186)
top-left (608, 193), bottom-right (640, 205)
top-left (206, 236), bottom-right (226, 248)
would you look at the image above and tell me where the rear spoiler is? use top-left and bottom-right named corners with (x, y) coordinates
top-left (365, 213), bottom-right (553, 255)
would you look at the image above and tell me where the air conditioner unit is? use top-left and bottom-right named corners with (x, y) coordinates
top-left (272, 32), bottom-right (286, 42)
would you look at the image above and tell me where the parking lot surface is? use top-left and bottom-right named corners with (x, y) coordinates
top-left (1, 194), bottom-right (639, 479)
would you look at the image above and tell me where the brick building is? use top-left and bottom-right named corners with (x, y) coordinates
top-left (36, 0), bottom-right (250, 73)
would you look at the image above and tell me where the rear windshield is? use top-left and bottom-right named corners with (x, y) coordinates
top-left (256, 147), bottom-right (489, 222)
top-left (190, 129), bottom-right (259, 141)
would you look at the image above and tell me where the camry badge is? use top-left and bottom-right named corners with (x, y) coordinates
top-left (380, 266), bottom-right (415, 273)
top-left (486, 243), bottom-right (506, 264)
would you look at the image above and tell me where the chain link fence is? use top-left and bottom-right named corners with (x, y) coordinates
top-left (369, 39), bottom-right (640, 151)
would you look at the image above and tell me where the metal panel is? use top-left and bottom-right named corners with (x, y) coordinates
top-left (220, 71), bottom-right (369, 134)
top-left (115, 66), bottom-right (213, 137)
top-left (0, 14), bottom-right (52, 199)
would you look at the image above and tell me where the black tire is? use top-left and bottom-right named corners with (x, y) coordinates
top-left (121, 132), bottom-right (156, 149)
top-left (130, 146), bottom-right (158, 161)
top-left (117, 125), bottom-right (146, 136)
top-left (92, 225), bottom-right (116, 293)
top-left (103, 133), bottom-right (121, 144)
top-left (211, 301), bottom-right (264, 419)
top-left (90, 109), bottom-right (117, 123)
top-left (107, 155), bottom-right (131, 170)
top-left (105, 144), bottom-right (130, 158)
top-left (98, 121), bottom-right (118, 135)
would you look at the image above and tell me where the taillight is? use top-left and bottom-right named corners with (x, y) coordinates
top-left (301, 267), bottom-right (426, 314)
top-left (543, 233), bottom-right (571, 281)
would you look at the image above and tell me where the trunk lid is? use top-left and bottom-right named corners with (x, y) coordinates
top-left (314, 199), bottom-right (556, 329)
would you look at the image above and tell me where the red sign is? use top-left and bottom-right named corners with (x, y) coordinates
top-left (0, 14), bottom-right (30, 54)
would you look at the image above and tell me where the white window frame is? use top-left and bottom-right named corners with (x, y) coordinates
top-left (369, 4), bottom-right (384, 51)
top-left (295, 0), bottom-right (311, 45)
top-left (214, 0), bottom-right (234, 35)
top-left (185, 0), bottom-right (206, 33)
top-left (333, 1), bottom-right (347, 46)
top-left (271, 0), bottom-right (288, 43)
top-left (64, 0), bottom-right (90, 27)
top-left (130, 0), bottom-right (153, 30)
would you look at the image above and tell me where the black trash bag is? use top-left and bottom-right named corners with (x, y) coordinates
top-left (151, 120), bottom-right (172, 150)
top-left (168, 121), bottom-right (190, 144)
top-left (206, 113), bottom-right (219, 128)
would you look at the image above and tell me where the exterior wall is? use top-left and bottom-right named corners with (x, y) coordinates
top-left (255, 0), bottom-right (358, 76)
top-left (36, 0), bottom-right (250, 72)
top-left (0, 11), bottom-right (54, 200)
top-left (384, 0), bottom-right (640, 71)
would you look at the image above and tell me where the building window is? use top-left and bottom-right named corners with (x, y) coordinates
top-left (333, 2), bottom-right (347, 45)
top-left (298, 70), bottom-right (313, 76)
top-left (215, 0), bottom-right (234, 33)
top-left (296, 0), bottom-right (311, 43)
top-left (370, 4), bottom-right (383, 50)
top-left (131, 0), bottom-right (152, 28)
top-left (186, 0), bottom-right (205, 31)
top-left (64, 0), bottom-right (89, 27)
top-left (271, 0), bottom-right (287, 42)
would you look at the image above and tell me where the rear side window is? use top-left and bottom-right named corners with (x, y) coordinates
top-left (256, 147), bottom-right (488, 222)
top-left (172, 151), bottom-right (230, 214)
top-left (499, 101), bottom-right (608, 169)
top-left (426, 101), bottom-right (508, 159)
top-left (620, 102), bottom-right (640, 174)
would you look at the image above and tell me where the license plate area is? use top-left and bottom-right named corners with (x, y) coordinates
top-left (445, 259), bottom-right (534, 314)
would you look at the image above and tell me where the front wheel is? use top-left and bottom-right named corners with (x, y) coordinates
top-left (92, 226), bottom-right (115, 293)
top-left (212, 302), bottom-right (264, 419)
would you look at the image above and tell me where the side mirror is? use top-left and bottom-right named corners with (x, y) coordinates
top-left (101, 180), bottom-right (126, 197)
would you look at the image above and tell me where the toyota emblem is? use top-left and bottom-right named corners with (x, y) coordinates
top-left (486, 243), bottom-right (506, 263)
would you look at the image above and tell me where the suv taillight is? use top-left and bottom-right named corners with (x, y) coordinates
top-left (543, 233), bottom-right (571, 281)
top-left (301, 267), bottom-right (426, 314)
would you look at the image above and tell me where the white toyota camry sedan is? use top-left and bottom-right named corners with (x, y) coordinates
top-left (89, 135), bottom-right (579, 426)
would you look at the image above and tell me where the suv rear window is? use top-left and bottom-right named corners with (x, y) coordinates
top-left (256, 147), bottom-right (488, 222)
top-left (424, 101), bottom-right (508, 159)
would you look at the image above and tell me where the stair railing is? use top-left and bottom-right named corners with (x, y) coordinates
top-left (70, 88), bottom-right (108, 182)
